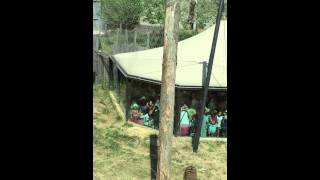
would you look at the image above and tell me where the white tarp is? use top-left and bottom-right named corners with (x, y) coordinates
top-left (113, 20), bottom-right (227, 88)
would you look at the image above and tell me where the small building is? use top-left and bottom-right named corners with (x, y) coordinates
top-left (94, 21), bottom-right (227, 136)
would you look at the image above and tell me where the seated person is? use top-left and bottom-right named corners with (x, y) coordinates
top-left (137, 98), bottom-right (154, 128)
top-left (208, 110), bottom-right (218, 137)
top-left (139, 96), bottom-right (148, 115)
top-left (130, 102), bottom-right (140, 123)
top-left (141, 113), bottom-right (153, 127)
top-left (147, 100), bottom-right (154, 117)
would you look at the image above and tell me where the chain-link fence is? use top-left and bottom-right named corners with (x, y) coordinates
top-left (97, 26), bottom-right (164, 55)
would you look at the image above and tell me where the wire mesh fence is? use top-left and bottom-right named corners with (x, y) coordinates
top-left (96, 25), bottom-right (164, 55)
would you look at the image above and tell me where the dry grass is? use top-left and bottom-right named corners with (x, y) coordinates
top-left (93, 86), bottom-right (227, 180)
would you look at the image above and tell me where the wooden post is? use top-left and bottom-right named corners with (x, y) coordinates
top-left (125, 79), bottom-right (131, 121)
top-left (112, 62), bottom-right (118, 91)
top-left (125, 29), bottom-right (129, 52)
top-left (102, 57), bottom-right (106, 87)
top-left (115, 28), bottom-right (119, 53)
top-left (157, 0), bottom-right (180, 179)
top-left (97, 57), bottom-right (101, 83)
top-left (116, 23), bottom-right (122, 53)
top-left (134, 30), bottom-right (137, 49)
top-left (117, 71), bottom-right (121, 103)
top-left (193, 12), bottom-right (197, 31)
top-left (147, 32), bottom-right (150, 48)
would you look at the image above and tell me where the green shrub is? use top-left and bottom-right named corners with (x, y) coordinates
top-left (178, 29), bottom-right (197, 41)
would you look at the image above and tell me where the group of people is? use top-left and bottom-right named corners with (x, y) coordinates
top-left (130, 95), bottom-right (160, 129)
top-left (129, 91), bottom-right (227, 138)
top-left (179, 100), bottom-right (227, 137)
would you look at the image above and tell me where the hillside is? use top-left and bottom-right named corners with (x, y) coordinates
top-left (93, 86), bottom-right (227, 180)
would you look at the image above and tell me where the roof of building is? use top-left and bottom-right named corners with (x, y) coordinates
top-left (112, 20), bottom-right (227, 89)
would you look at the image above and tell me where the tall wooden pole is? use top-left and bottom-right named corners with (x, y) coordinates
top-left (157, 0), bottom-right (180, 179)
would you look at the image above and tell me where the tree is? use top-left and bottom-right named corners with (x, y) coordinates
top-left (142, 0), bottom-right (165, 25)
top-left (157, 0), bottom-right (180, 179)
top-left (181, 0), bottom-right (222, 30)
top-left (187, 0), bottom-right (197, 30)
top-left (140, 0), bottom-right (225, 30)
top-left (101, 0), bottom-right (143, 29)
top-left (195, 0), bottom-right (219, 29)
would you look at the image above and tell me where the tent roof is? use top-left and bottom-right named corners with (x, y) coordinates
top-left (112, 20), bottom-right (227, 89)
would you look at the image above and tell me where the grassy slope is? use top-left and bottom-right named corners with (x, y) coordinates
top-left (93, 86), bottom-right (227, 180)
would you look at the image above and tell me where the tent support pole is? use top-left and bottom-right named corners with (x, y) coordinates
top-left (193, 0), bottom-right (224, 153)
top-left (125, 79), bottom-right (131, 121)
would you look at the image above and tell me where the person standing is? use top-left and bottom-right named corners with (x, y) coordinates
top-left (139, 96), bottom-right (148, 115)
top-left (180, 104), bottom-right (191, 136)
top-left (216, 111), bottom-right (224, 137)
top-left (208, 110), bottom-right (218, 137)
top-left (221, 110), bottom-right (227, 137)
top-left (200, 107), bottom-right (210, 137)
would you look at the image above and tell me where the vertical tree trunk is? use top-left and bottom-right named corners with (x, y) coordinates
top-left (118, 23), bottom-right (122, 52)
top-left (188, 0), bottom-right (197, 30)
top-left (157, 0), bottom-right (180, 180)
top-left (125, 29), bottom-right (129, 52)
top-left (193, 9), bottom-right (197, 31)
top-left (116, 27), bottom-right (120, 53)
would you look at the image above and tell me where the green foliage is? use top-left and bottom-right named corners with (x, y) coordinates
top-left (142, 0), bottom-right (225, 30)
top-left (180, 0), bottom-right (227, 29)
top-left (141, 0), bottom-right (165, 25)
top-left (196, 0), bottom-right (220, 29)
top-left (101, 0), bottom-right (143, 29)
top-left (101, 0), bottom-right (226, 30)
top-left (149, 28), bottom-right (198, 48)
top-left (178, 29), bottom-right (197, 41)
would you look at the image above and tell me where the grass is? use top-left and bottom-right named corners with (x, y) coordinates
top-left (93, 85), bottom-right (227, 180)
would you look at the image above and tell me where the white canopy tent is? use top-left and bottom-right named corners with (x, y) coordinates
top-left (111, 20), bottom-right (227, 89)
